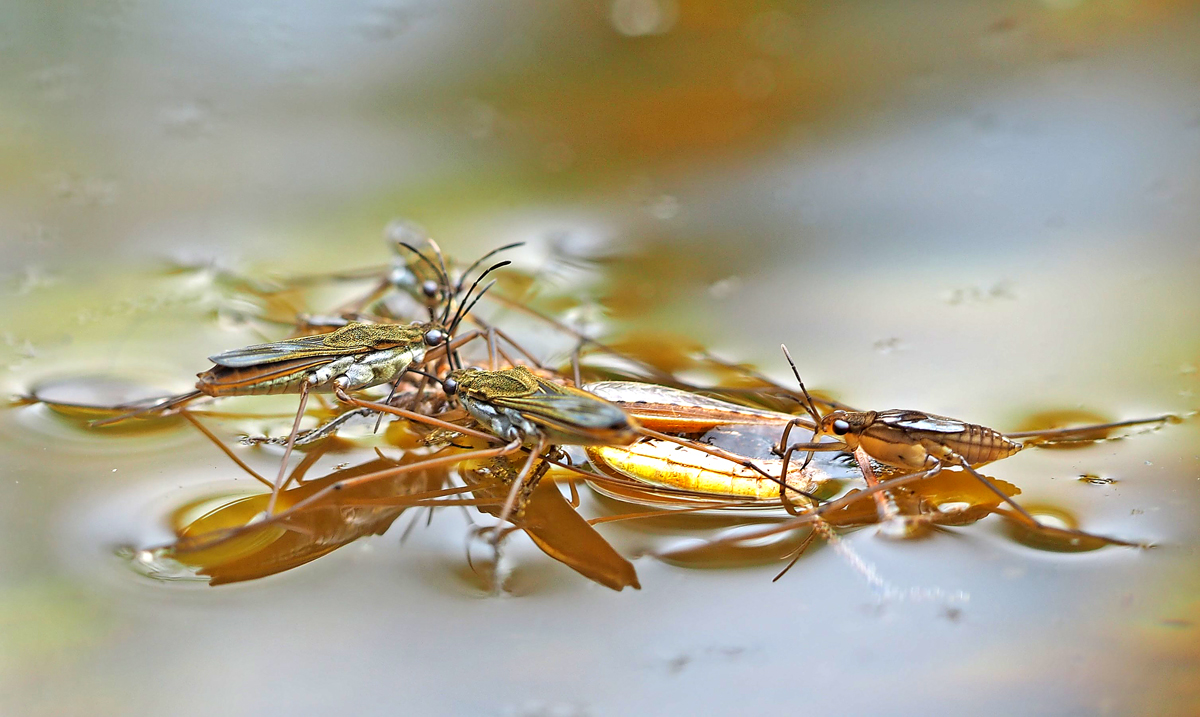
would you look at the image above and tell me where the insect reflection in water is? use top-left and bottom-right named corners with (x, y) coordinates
top-left (51, 235), bottom-right (1184, 592)
top-left (93, 244), bottom-right (518, 516)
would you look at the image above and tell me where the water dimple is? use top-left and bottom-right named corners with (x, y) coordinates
top-left (16, 375), bottom-right (189, 437)
top-left (117, 545), bottom-right (204, 582)
top-left (1002, 505), bottom-right (1114, 553)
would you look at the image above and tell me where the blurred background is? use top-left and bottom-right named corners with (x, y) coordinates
top-left (2, 2), bottom-right (1199, 716)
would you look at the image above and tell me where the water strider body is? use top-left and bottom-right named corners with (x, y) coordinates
top-left (775, 345), bottom-right (1176, 547)
top-left (445, 366), bottom-right (640, 448)
top-left (94, 246), bottom-right (517, 516)
top-left (195, 321), bottom-right (445, 398)
top-left (439, 365), bottom-right (640, 542)
top-left (813, 408), bottom-right (1022, 472)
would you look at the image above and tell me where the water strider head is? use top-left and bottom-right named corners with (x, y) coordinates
top-left (815, 409), bottom-right (873, 450)
top-left (393, 241), bottom-right (523, 368)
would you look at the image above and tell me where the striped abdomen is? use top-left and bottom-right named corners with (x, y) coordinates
top-left (196, 357), bottom-right (331, 397)
top-left (865, 410), bottom-right (1023, 468)
top-left (935, 422), bottom-right (1021, 466)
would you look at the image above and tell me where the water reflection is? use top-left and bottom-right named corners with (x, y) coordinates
top-left (4, 1), bottom-right (1200, 716)
top-left (18, 243), bottom-right (1169, 595)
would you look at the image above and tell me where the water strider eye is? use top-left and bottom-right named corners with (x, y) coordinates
top-left (423, 328), bottom-right (445, 347)
top-left (442, 377), bottom-right (458, 395)
top-left (832, 419), bottom-right (851, 436)
top-left (421, 279), bottom-right (440, 299)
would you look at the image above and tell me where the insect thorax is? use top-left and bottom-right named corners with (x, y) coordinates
top-left (321, 322), bottom-right (426, 349)
top-left (455, 366), bottom-right (541, 399)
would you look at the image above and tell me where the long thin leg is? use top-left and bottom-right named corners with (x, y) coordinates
top-left (567, 478), bottom-right (580, 508)
top-left (179, 410), bottom-right (273, 489)
top-left (949, 453), bottom-right (1143, 548)
top-left (853, 446), bottom-right (895, 523)
top-left (586, 501), bottom-right (749, 525)
top-left (772, 528), bottom-right (819, 582)
top-left (372, 379), bottom-right (401, 434)
top-left (656, 463), bottom-right (948, 555)
top-left (1004, 414), bottom-right (1178, 444)
top-left (266, 381), bottom-right (310, 515)
top-left (169, 438), bottom-right (524, 551)
top-left (776, 439), bottom-right (848, 514)
top-left (639, 427), bottom-right (825, 504)
top-left (477, 295), bottom-right (656, 379)
top-left (335, 387), bottom-right (501, 444)
top-left (90, 389), bottom-right (205, 427)
top-left (486, 326), bottom-right (497, 371)
top-left (491, 438), bottom-right (546, 544)
top-left (571, 341), bottom-right (583, 388)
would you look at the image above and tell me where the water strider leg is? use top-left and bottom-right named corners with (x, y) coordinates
top-left (179, 409), bottom-right (273, 490)
top-left (654, 464), bottom-right (948, 563)
top-left (852, 447), bottom-right (904, 532)
top-left (571, 341), bottom-right (583, 388)
top-left (172, 438), bottom-right (525, 553)
top-left (89, 389), bottom-right (206, 427)
top-left (335, 386), bottom-right (501, 444)
top-left (947, 453), bottom-right (1145, 548)
top-left (459, 315), bottom-right (548, 370)
top-left (491, 437), bottom-right (549, 546)
top-left (639, 427), bottom-right (824, 505)
top-left (480, 294), bottom-right (662, 380)
top-left (772, 525), bottom-right (820, 582)
top-left (1004, 414), bottom-right (1179, 445)
top-left (567, 478), bottom-right (580, 508)
top-left (266, 381), bottom-right (311, 515)
top-left (486, 326), bottom-right (498, 371)
top-left (775, 438), bottom-right (847, 514)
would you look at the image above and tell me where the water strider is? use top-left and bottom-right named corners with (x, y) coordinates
top-left (45, 234), bottom-right (1186, 592)
top-left (439, 364), bottom-right (640, 542)
top-left (91, 245), bottom-right (516, 513)
top-left (772, 344), bottom-right (1178, 548)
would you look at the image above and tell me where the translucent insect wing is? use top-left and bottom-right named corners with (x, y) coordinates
top-left (208, 335), bottom-right (346, 368)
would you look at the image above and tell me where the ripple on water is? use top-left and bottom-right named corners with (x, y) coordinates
top-left (11, 375), bottom-right (191, 443)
